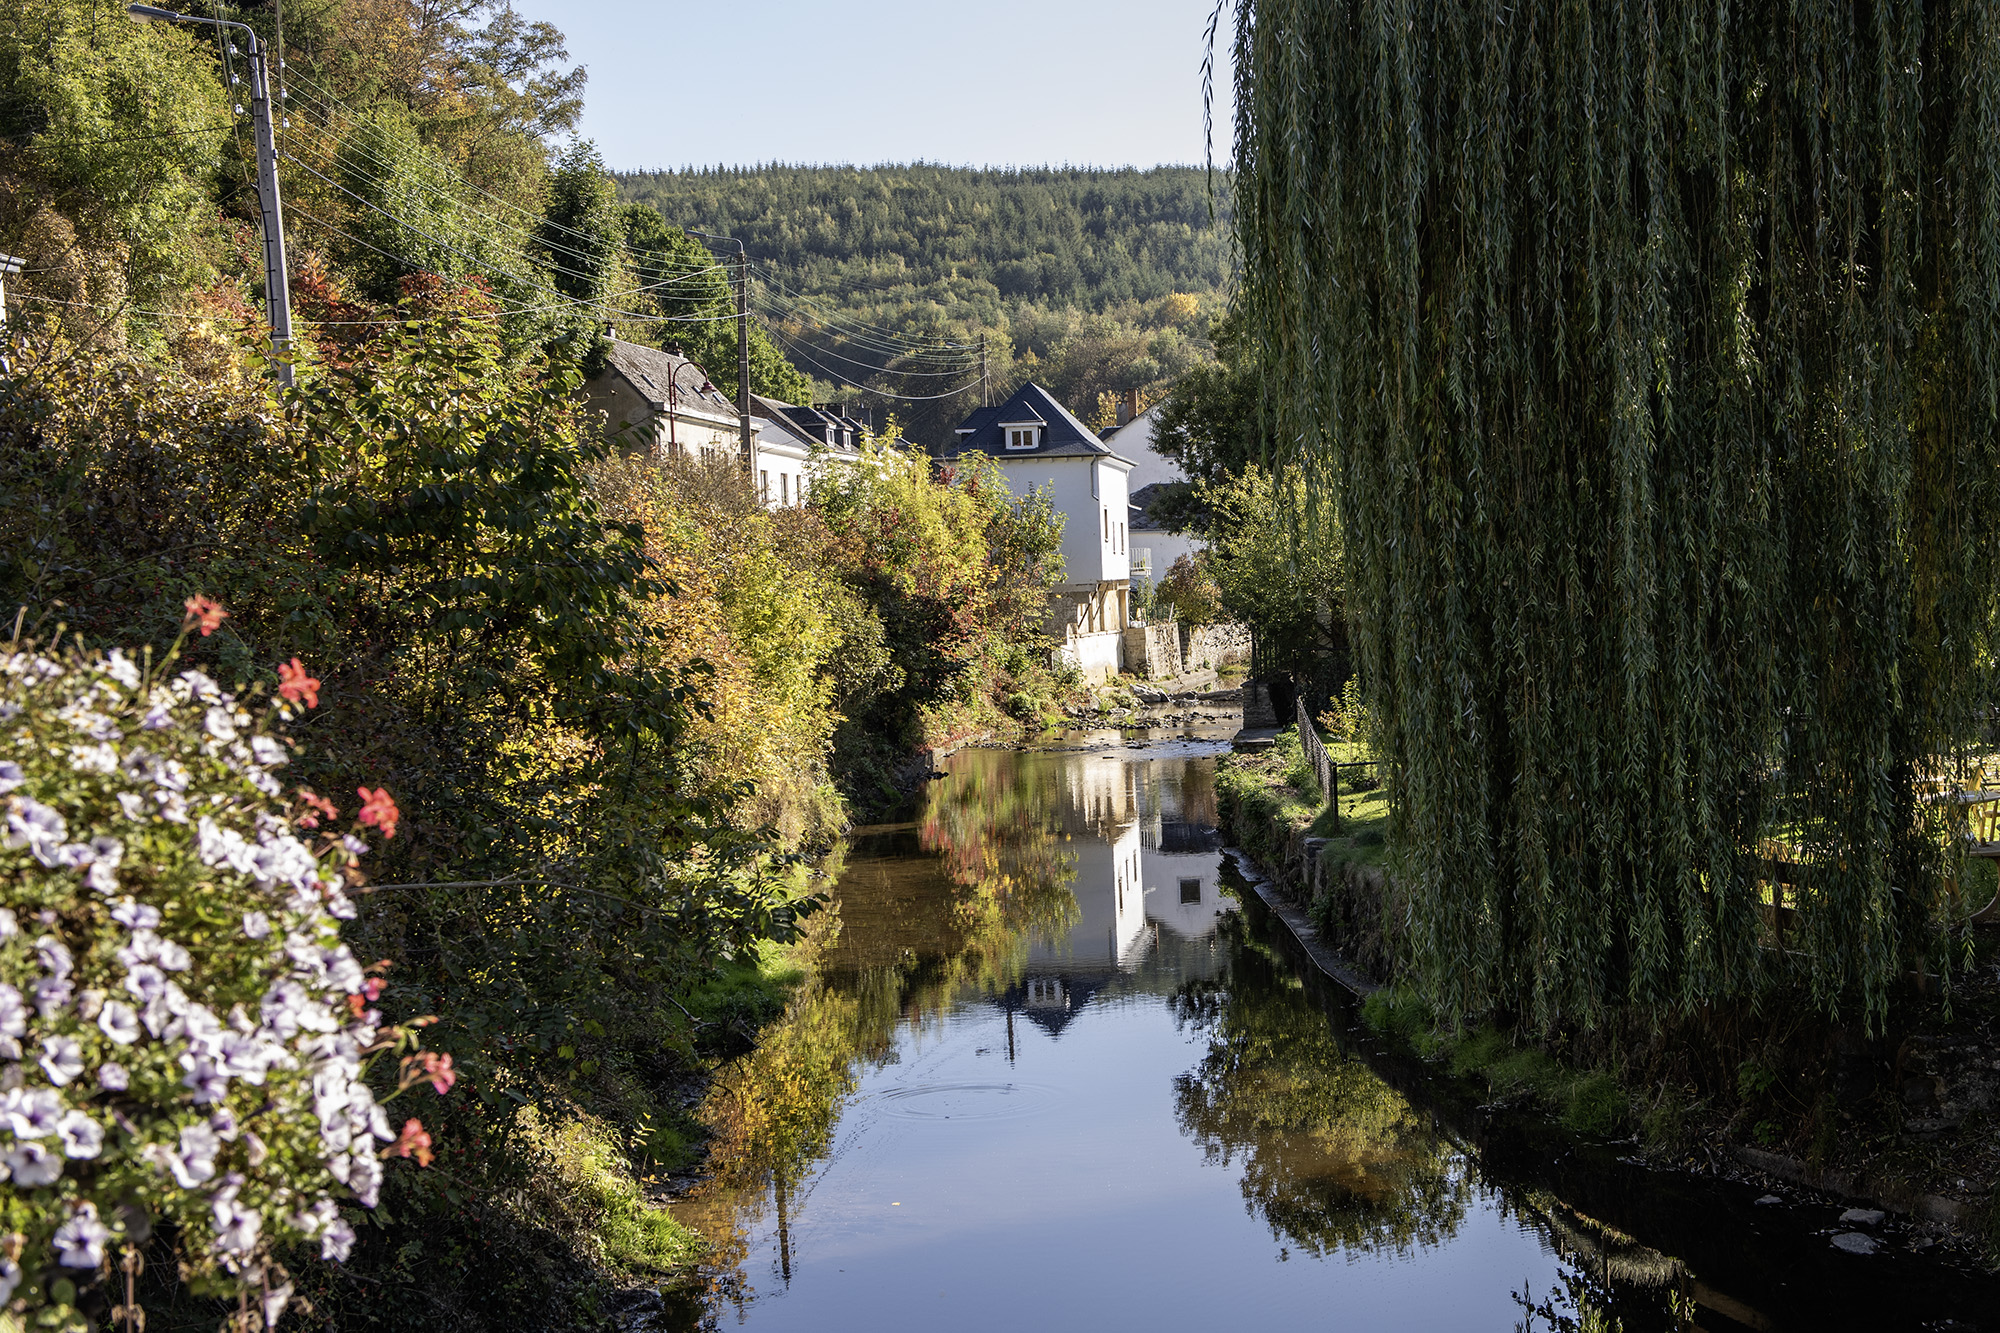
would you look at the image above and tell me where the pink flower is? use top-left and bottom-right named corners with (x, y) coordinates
top-left (183, 596), bottom-right (228, 636)
top-left (356, 787), bottom-right (399, 840)
top-left (295, 788), bottom-right (339, 829)
top-left (277, 658), bottom-right (321, 708)
top-left (394, 1118), bottom-right (433, 1166)
top-left (422, 1051), bottom-right (456, 1095)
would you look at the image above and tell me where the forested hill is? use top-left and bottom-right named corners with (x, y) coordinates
top-left (616, 164), bottom-right (1234, 443)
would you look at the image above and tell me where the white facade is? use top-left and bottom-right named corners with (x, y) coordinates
top-left (988, 454), bottom-right (1134, 588)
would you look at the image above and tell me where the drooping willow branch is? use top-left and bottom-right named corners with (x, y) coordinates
top-left (1227, 0), bottom-right (2000, 1032)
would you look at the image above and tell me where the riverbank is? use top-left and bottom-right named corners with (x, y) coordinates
top-left (1215, 736), bottom-right (2000, 1266)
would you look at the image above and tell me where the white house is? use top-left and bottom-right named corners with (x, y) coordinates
top-left (946, 383), bottom-right (1136, 682)
top-left (751, 394), bottom-right (867, 507)
top-left (1099, 405), bottom-right (1206, 588)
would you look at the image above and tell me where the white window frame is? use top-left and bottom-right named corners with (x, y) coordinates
top-left (1000, 419), bottom-right (1044, 450)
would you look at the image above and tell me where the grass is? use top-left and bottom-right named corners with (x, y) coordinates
top-left (515, 1106), bottom-right (709, 1275)
top-left (1361, 985), bottom-right (1632, 1137)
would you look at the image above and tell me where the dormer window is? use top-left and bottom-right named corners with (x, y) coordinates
top-left (1005, 426), bottom-right (1040, 450)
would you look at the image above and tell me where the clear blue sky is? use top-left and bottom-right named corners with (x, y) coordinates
top-left (510, 0), bottom-right (1236, 171)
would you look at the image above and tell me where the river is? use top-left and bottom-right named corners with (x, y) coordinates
top-left (663, 739), bottom-right (2000, 1332)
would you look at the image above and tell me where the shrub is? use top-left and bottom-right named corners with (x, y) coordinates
top-left (0, 623), bottom-right (442, 1326)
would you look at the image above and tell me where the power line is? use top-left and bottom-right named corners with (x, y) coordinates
top-left (770, 329), bottom-right (984, 402)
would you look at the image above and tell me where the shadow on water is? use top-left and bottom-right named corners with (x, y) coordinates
top-left (660, 744), bottom-right (2000, 1333)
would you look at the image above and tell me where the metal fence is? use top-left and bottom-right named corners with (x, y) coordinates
top-left (1297, 698), bottom-right (1339, 833)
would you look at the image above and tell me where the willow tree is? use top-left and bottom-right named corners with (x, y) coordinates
top-left (1227, 0), bottom-right (2000, 1032)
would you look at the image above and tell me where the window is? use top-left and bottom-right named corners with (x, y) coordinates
top-left (1179, 878), bottom-right (1202, 905)
top-left (760, 470), bottom-right (770, 501)
top-left (1006, 427), bottom-right (1038, 450)
top-left (780, 473), bottom-right (790, 504)
top-left (1103, 508), bottom-right (1110, 541)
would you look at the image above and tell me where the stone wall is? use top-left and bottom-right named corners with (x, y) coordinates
top-left (1182, 621), bottom-right (1252, 670)
top-left (1120, 622), bottom-right (1183, 679)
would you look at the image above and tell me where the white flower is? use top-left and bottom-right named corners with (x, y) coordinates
top-left (5, 1140), bottom-right (62, 1187)
top-left (182, 1058), bottom-right (228, 1103)
top-left (39, 1035), bottom-right (84, 1085)
top-left (161, 1121), bottom-right (220, 1187)
top-left (341, 835), bottom-right (369, 857)
top-left (97, 1062), bottom-right (129, 1091)
top-left (4, 1087), bottom-right (62, 1137)
top-left (123, 962), bottom-right (166, 1002)
top-left (212, 1193), bottom-right (262, 1257)
top-left (348, 1148), bottom-right (383, 1207)
top-left (56, 1110), bottom-right (103, 1159)
top-left (116, 791), bottom-right (147, 820)
top-left (104, 648), bottom-right (141, 689)
top-left (250, 735), bottom-right (288, 768)
top-left (0, 982), bottom-right (24, 1038)
top-left (111, 897), bottom-right (158, 930)
top-left (0, 760), bottom-right (22, 793)
top-left (0, 907), bottom-right (12, 938)
top-left (262, 1281), bottom-right (294, 1328)
top-left (209, 1106), bottom-right (240, 1141)
top-left (139, 700), bottom-right (172, 730)
top-left (322, 1216), bottom-right (356, 1262)
top-left (155, 790), bottom-right (189, 823)
top-left (36, 934), bottom-right (74, 979)
top-left (33, 977), bottom-right (73, 1019)
top-left (205, 706), bottom-right (238, 742)
top-left (98, 1000), bottom-right (140, 1045)
top-left (5, 797), bottom-right (68, 865)
top-left (69, 741), bottom-right (118, 774)
top-left (178, 668), bottom-right (221, 702)
top-left (0, 1258), bottom-right (19, 1304)
top-left (242, 910), bottom-right (271, 939)
top-left (52, 1201), bottom-right (109, 1267)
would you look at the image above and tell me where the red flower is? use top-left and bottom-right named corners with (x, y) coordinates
top-left (422, 1051), bottom-right (457, 1095)
top-left (362, 976), bottom-right (387, 1001)
top-left (277, 657), bottom-right (320, 708)
top-left (356, 786), bottom-right (400, 839)
top-left (295, 788), bottom-right (339, 829)
top-left (394, 1118), bottom-right (434, 1166)
top-left (183, 595), bottom-right (228, 636)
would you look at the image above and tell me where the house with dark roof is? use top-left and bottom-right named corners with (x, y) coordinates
top-left (751, 394), bottom-right (868, 505)
top-left (945, 383), bottom-right (1136, 680)
top-left (582, 339), bottom-right (749, 463)
top-left (1101, 406), bottom-right (1207, 586)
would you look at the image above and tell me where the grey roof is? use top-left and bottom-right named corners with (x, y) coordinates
top-left (1129, 481), bottom-right (1183, 532)
top-left (753, 394), bottom-right (867, 455)
top-left (945, 382), bottom-right (1134, 464)
top-left (603, 340), bottom-right (735, 415)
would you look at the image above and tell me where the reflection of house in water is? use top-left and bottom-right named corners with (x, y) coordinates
top-left (1000, 753), bottom-right (1230, 1038)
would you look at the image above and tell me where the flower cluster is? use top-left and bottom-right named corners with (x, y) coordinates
top-left (0, 633), bottom-right (439, 1322)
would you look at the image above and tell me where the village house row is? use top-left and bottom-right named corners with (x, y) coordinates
top-left (583, 337), bottom-right (1242, 682)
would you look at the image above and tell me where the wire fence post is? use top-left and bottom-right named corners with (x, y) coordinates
top-left (1297, 697), bottom-right (1338, 832)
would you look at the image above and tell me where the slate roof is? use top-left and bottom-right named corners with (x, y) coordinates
top-left (1129, 481), bottom-right (1183, 532)
top-left (946, 382), bottom-right (1135, 464)
top-left (603, 340), bottom-right (735, 416)
top-left (754, 394), bottom-right (869, 456)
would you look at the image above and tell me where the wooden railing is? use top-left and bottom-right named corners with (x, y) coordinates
top-left (1297, 698), bottom-right (1339, 833)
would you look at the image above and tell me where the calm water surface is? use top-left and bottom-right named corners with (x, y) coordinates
top-left (668, 742), bottom-right (1999, 1332)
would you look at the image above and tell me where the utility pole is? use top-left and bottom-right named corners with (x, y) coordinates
top-left (128, 5), bottom-right (292, 386)
top-left (980, 333), bottom-right (988, 406)
top-left (734, 241), bottom-right (751, 467)
top-left (686, 229), bottom-right (754, 469)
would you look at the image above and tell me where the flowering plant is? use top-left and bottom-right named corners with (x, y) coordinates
top-left (0, 611), bottom-right (443, 1326)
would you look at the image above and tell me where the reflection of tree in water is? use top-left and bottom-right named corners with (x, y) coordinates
top-left (1172, 917), bottom-right (1471, 1257)
top-left (920, 750), bottom-right (1080, 945)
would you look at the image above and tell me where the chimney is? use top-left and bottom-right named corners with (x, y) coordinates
top-left (1118, 388), bottom-right (1139, 426)
top-left (603, 320), bottom-right (617, 342)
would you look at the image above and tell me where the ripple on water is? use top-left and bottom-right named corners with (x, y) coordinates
top-left (872, 1080), bottom-right (1059, 1122)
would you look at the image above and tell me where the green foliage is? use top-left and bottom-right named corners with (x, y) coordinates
top-left (539, 141), bottom-right (621, 313)
top-left (1155, 552), bottom-right (1222, 628)
top-left (1229, 0), bottom-right (2000, 1033)
top-left (616, 165), bottom-right (1229, 443)
top-left (0, 0), bottom-right (232, 316)
top-left (617, 204), bottom-right (811, 404)
top-left (1197, 465), bottom-right (1345, 690)
top-left (1151, 309), bottom-right (1267, 491)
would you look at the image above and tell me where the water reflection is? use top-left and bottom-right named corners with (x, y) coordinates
top-left (666, 744), bottom-right (2000, 1333)
top-left (1171, 919), bottom-right (1472, 1259)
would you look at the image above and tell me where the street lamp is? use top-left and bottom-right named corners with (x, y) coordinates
top-left (127, 3), bottom-right (293, 386)
top-left (684, 228), bottom-right (752, 469)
